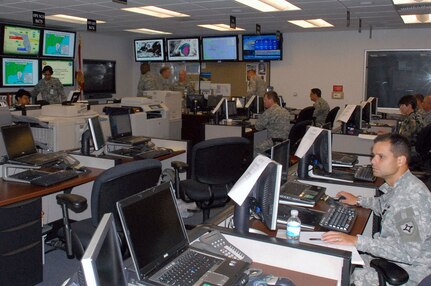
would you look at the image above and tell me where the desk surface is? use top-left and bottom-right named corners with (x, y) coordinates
top-left (0, 167), bottom-right (103, 206)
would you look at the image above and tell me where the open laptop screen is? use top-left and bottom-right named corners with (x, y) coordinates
top-left (109, 113), bottom-right (132, 138)
top-left (117, 183), bottom-right (188, 279)
top-left (1, 124), bottom-right (37, 159)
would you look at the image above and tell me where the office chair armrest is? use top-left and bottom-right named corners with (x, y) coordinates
top-left (171, 161), bottom-right (188, 173)
top-left (56, 194), bottom-right (88, 213)
top-left (370, 258), bottom-right (409, 286)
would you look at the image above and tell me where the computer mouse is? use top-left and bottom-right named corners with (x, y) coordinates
top-left (337, 195), bottom-right (346, 201)
top-left (75, 166), bottom-right (91, 174)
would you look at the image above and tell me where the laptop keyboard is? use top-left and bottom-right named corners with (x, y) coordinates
top-left (17, 152), bottom-right (62, 165)
top-left (9, 169), bottom-right (48, 181)
top-left (31, 170), bottom-right (79, 187)
top-left (157, 250), bottom-right (222, 286)
top-left (354, 165), bottom-right (376, 182)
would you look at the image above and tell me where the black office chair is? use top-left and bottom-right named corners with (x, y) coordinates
top-left (172, 137), bottom-right (250, 222)
top-left (325, 106), bottom-right (340, 129)
top-left (288, 120), bottom-right (313, 155)
top-left (56, 159), bottom-right (162, 259)
top-left (296, 106), bottom-right (315, 123)
top-left (411, 124), bottom-right (431, 171)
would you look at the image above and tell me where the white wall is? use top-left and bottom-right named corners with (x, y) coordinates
top-left (271, 28), bottom-right (431, 110)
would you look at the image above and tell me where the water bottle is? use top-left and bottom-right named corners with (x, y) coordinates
top-left (286, 210), bottom-right (301, 241)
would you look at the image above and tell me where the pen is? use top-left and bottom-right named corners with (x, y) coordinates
top-left (309, 238), bottom-right (321, 241)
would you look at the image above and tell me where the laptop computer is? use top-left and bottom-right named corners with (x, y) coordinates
top-left (332, 151), bottom-right (358, 167)
top-left (108, 112), bottom-right (150, 146)
top-left (1, 124), bottom-right (62, 166)
top-left (117, 182), bottom-right (250, 286)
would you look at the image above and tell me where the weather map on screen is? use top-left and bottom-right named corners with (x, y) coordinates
top-left (3, 25), bottom-right (41, 56)
top-left (42, 30), bottom-right (75, 58)
top-left (167, 38), bottom-right (200, 61)
top-left (202, 36), bottom-right (238, 61)
top-left (41, 59), bottom-right (74, 86)
top-left (2, 58), bottom-right (39, 87)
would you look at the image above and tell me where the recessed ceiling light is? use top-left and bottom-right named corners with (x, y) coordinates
top-left (198, 24), bottom-right (245, 31)
top-left (288, 19), bottom-right (333, 28)
top-left (393, 0), bottom-right (431, 4)
top-left (46, 14), bottom-right (105, 24)
top-left (122, 6), bottom-right (189, 18)
top-left (235, 0), bottom-right (300, 12)
top-left (401, 14), bottom-right (431, 23)
top-left (124, 28), bottom-right (172, 35)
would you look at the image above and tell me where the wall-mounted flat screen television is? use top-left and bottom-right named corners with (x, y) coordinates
top-left (134, 38), bottom-right (165, 62)
top-left (167, 38), bottom-right (200, 61)
top-left (41, 59), bottom-right (74, 86)
top-left (2, 25), bottom-right (41, 56)
top-left (242, 34), bottom-right (282, 61)
top-left (83, 59), bottom-right (116, 97)
top-left (202, 35), bottom-right (238, 61)
top-left (42, 29), bottom-right (76, 58)
top-left (2, 57), bottom-right (39, 87)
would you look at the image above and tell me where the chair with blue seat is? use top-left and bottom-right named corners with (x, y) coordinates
top-left (56, 159), bottom-right (162, 260)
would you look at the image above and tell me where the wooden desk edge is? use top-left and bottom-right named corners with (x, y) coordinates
top-left (0, 167), bottom-right (104, 206)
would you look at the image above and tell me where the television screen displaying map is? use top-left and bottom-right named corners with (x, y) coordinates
top-left (2, 58), bottom-right (39, 87)
top-left (3, 25), bottom-right (41, 56)
top-left (41, 59), bottom-right (74, 86)
top-left (42, 30), bottom-right (75, 58)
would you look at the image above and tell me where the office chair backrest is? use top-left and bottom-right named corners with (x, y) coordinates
top-left (191, 137), bottom-right (250, 185)
top-left (325, 106), bottom-right (340, 128)
top-left (91, 159), bottom-right (162, 229)
top-left (296, 106), bottom-right (315, 123)
top-left (415, 124), bottom-right (431, 159)
top-left (289, 120), bottom-right (313, 154)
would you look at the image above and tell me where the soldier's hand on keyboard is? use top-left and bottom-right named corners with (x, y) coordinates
top-left (321, 231), bottom-right (358, 245)
top-left (336, 191), bottom-right (358, 206)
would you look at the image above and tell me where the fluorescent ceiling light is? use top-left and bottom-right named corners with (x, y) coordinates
top-left (198, 24), bottom-right (245, 31)
top-left (124, 28), bottom-right (172, 35)
top-left (46, 14), bottom-right (105, 24)
top-left (393, 0), bottom-right (431, 4)
top-left (289, 19), bottom-right (333, 28)
top-left (401, 14), bottom-right (431, 23)
top-left (122, 6), bottom-right (189, 18)
top-left (235, 0), bottom-right (300, 12)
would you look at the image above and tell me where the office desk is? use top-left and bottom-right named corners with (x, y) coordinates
top-left (0, 167), bottom-right (103, 286)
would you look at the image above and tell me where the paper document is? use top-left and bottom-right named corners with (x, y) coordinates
top-left (228, 154), bottom-right (272, 206)
top-left (299, 231), bottom-right (364, 265)
top-left (294, 126), bottom-right (323, 158)
top-left (337, 104), bottom-right (357, 123)
top-left (366, 97), bottom-right (375, 103)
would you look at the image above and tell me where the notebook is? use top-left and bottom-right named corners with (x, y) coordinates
top-left (117, 182), bottom-right (250, 286)
top-left (1, 124), bottom-right (62, 166)
top-left (108, 112), bottom-right (150, 145)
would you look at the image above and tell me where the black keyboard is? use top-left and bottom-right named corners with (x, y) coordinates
top-left (332, 152), bottom-right (358, 165)
top-left (135, 148), bottom-right (173, 159)
top-left (30, 170), bottom-right (79, 187)
top-left (109, 147), bottom-right (147, 157)
top-left (354, 165), bottom-right (376, 182)
top-left (9, 169), bottom-right (48, 181)
top-left (157, 250), bottom-right (222, 285)
top-left (319, 204), bottom-right (357, 233)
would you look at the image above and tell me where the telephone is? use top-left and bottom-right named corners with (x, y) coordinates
top-left (191, 230), bottom-right (252, 263)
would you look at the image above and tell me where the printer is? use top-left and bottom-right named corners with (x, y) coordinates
top-left (121, 97), bottom-right (169, 139)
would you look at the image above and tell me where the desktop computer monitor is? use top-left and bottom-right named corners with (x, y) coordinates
top-left (342, 104), bottom-right (362, 134)
top-left (245, 95), bottom-right (264, 114)
top-left (233, 97), bottom-right (246, 109)
top-left (270, 139), bottom-right (290, 180)
top-left (80, 213), bottom-right (127, 286)
top-left (234, 161), bottom-right (282, 233)
top-left (186, 94), bottom-right (206, 111)
top-left (362, 101), bottom-right (372, 124)
top-left (370, 97), bottom-right (378, 115)
top-left (88, 116), bottom-right (105, 151)
top-left (221, 100), bottom-right (237, 118)
top-left (207, 94), bottom-right (223, 109)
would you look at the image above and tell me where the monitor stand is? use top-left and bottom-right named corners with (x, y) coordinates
top-left (302, 164), bottom-right (355, 183)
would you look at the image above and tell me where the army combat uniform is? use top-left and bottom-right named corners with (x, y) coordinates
top-left (247, 75), bottom-right (267, 98)
top-left (31, 77), bottom-right (65, 104)
top-left (353, 170), bottom-right (431, 285)
top-left (399, 111), bottom-right (424, 146)
top-left (254, 104), bottom-right (291, 155)
top-left (137, 72), bottom-right (161, 96)
top-left (312, 97), bottom-right (330, 126)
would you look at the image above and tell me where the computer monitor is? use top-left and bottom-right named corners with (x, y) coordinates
top-left (80, 213), bottom-right (127, 286)
top-left (233, 97), bottom-right (246, 109)
top-left (370, 97), bottom-right (378, 115)
top-left (297, 128), bottom-right (332, 179)
top-left (341, 104), bottom-right (362, 134)
top-left (207, 95), bottom-right (223, 109)
top-left (234, 161), bottom-right (282, 233)
top-left (186, 94), bottom-right (206, 111)
top-left (362, 101), bottom-right (372, 124)
top-left (211, 97), bottom-right (225, 115)
top-left (246, 96), bottom-right (264, 114)
top-left (221, 100), bottom-right (237, 119)
top-left (88, 116), bottom-right (105, 151)
top-left (270, 139), bottom-right (290, 180)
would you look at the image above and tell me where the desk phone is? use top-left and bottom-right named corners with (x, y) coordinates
top-left (192, 230), bottom-right (252, 263)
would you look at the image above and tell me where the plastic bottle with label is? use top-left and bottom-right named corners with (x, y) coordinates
top-left (286, 209), bottom-right (301, 241)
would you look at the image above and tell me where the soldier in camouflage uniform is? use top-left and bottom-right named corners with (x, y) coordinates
top-left (310, 88), bottom-right (330, 126)
top-left (159, 66), bottom-right (174, 91)
top-left (254, 91), bottom-right (291, 155)
top-left (137, 63), bottom-right (160, 96)
top-left (422, 95), bottom-right (431, 126)
top-left (398, 95), bottom-right (424, 147)
top-left (31, 65), bottom-right (65, 104)
top-left (322, 133), bottom-right (431, 285)
top-left (247, 69), bottom-right (267, 98)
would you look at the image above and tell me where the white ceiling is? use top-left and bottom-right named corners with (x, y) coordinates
top-left (0, 0), bottom-right (430, 37)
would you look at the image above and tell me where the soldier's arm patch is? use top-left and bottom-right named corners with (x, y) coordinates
top-left (394, 207), bottom-right (421, 243)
